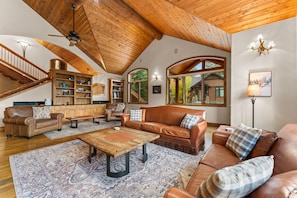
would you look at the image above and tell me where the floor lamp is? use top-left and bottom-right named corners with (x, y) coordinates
top-left (246, 84), bottom-right (260, 128)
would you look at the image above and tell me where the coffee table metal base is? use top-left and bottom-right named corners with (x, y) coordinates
top-left (88, 144), bottom-right (148, 178)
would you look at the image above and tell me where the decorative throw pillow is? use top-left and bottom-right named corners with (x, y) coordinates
top-left (180, 114), bottom-right (200, 130)
top-left (197, 155), bottom-right (274, 198)
top-left (115, 103), bottom-right (125, 112)
top-left (248, 130), bottom-right (278, 158)
top-left (225, 123), bottom-right (262, 160)
top-left (130, 109), bottom-right (143, 121)
top-left (32, 106), bottom-right (51, 119)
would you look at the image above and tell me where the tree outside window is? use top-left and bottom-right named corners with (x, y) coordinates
top-left (128, 68), bottom-right (148, 104)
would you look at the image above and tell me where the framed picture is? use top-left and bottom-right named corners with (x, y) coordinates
top-left (153, 85), bottom-right (161, 94)
top-left (249, 71), bottom-right (272, 96)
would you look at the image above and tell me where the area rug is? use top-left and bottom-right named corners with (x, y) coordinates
top-left (44, 120), bottom-right (121, 140)
top-left (10, 140), bottom-right (203, 198)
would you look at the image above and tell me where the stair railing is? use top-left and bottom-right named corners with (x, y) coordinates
top-left (0, 43), bottom-right (48, 80)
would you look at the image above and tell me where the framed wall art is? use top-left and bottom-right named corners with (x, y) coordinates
top-left (249, 71), bottom-right (272, 97)
top-left (153, 85), bottom-right (161, 94)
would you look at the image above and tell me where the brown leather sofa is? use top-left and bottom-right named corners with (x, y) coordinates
top-left (164, 123), bottom-right (297, 198)
top-left (121, 105), bottom-right (207, 154)
top-left (3, 106), bottom-right (64, 138)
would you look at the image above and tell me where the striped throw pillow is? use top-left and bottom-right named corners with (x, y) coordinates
top-left (130, 110), bottom-right (143, 121)
top-left (197, 155), bottom-right (274, 198)
top-left (225, 123), bottom-right (262, 160)
top-left (180, 114), bottom-right (200, 129)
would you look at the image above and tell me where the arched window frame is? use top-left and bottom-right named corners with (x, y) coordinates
top-left (127, 68), bottom-right (149, 104)
top-left (166, 56), bottom-right (226, 107)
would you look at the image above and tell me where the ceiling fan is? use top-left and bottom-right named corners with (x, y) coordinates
top-left (48, 4), bottom-right (82, 46)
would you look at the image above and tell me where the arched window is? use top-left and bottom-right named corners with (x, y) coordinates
top-left (128, 68), bottom-right (148, 104)
top-left (167, 56), bottom-right (226, 106)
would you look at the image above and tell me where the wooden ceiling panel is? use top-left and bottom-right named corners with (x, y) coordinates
top-left (23, 0), bottom-right (296, 75)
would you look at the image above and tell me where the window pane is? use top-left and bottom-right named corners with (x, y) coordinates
top-left (129, 82), bottom-right (139, 103)
top-left (168, 78), bottom-right (176, 104)
top-left (140, 81), bottom-right (148, 102)
top-left (204, 72), bottom-right (224, 104)
top-left (205, 60), bottom-right (222, 69)
top-left (186, 75), bottom-right (202, 104)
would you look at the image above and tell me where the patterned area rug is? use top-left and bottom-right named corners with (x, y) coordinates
top-left (44, 120), bottom-right (121, 140)
top-left (10, 140), bottom-right (203, 198)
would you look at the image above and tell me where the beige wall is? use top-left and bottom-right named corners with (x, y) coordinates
top-left (231, 17), bottom-right (297, 131)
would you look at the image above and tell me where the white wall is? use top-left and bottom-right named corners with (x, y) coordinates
top-left (123, 35), bottom-right (231, 125)
top-left (231, 17), bottom-right (297, 131)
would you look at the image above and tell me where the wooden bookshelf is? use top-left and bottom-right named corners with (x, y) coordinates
top-left (109, 78), bottom-right (124, 103)
top-left (51, 69), bottom-right (93, 105)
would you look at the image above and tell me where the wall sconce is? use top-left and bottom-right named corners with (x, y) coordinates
top-left (250, 34), bottom-right (275, 56)
top-left (18, 41), bottom-right (31, 58)
top-left (153, 73), bottom-right (159, 80)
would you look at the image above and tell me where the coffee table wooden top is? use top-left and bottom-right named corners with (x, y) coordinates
top-left (78, 127), bottom-right (160, 158)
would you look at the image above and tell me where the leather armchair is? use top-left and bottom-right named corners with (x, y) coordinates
top-left (105, 103), bottom-right (126, 121)
top-left (3, 106), bottom-right (64, 138)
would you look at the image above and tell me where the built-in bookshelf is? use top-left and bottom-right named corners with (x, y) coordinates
top-left (109, 78), bottom-right (124, 103)
top-left (51, 69), bottom-right (93, 105)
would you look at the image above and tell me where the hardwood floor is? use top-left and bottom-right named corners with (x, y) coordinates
top-left (0, 126), bottom-right (217, 197)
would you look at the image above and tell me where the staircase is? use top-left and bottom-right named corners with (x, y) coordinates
top-left (0, 43), bottom-right (50, 100)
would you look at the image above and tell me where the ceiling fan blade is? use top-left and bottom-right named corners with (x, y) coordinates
top-left (48, 34), bottom-right (64, 37)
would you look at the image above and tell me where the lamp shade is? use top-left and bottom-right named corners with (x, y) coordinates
top-left (246, 84), bottom-right (260, 96)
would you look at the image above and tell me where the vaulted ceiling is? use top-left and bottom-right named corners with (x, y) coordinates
top-left (23, 0), bottom-right (297, 75)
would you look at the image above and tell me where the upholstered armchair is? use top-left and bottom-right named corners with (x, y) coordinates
top-left (3, 106), bottom-right (64, 138)
top-left (105, 103), bottom-right (126, 121)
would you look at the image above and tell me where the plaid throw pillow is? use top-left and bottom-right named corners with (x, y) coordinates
top-left (130, 110), bottom-right (142, 121)
top-left (197, 155), bottom-right (274, 198)
top-left (225, 123), bottom-right (262, 160)
top-left (32, 106), bottom-right (51, 119)
top-left (180, 114), bottom-right (200, 130)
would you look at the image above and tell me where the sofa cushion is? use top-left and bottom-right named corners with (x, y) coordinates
top-left (248, 130), bottom-right (278, 158)
top-left (161, 126), bottom-right (190, 139)
top-left (197, 155), bottom-right (274, 198)
top-left (125, 121), bottom-right (142, 130)
top-left (200, 144), bottom-right (242, 170)
top-left (180, 114), bottom-right (200, 129)
top-left (130, 109), bottom-right (143, 121)
top-left (35, 119), bottom-right (58, 129)
top-left (248, 170), bottom-right (297, 198)
top-left (32, 106), bottom-right (51, 119)
top-left (141, 122), bottom-right (167, 134)
top-left (225, 123), bottom-right (262, 160)
top-left (115, 103), bottom-right (125, 112)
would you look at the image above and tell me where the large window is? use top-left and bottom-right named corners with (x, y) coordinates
top-left (167, 56), bottom-right (226, 106)
top-left (128, 68), bottom-right (148, 104)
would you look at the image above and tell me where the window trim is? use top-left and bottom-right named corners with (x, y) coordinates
top-left (127, 68), bottom-right (149, 104)
top-left (166, 56), bottom-right (226, 107)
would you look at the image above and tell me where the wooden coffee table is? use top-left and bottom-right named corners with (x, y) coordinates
top-left (78, 127), bottom-right (160, 178)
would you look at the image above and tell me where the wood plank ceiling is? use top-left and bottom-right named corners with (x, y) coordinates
top-left (23, 0), bottom-right (297, 75)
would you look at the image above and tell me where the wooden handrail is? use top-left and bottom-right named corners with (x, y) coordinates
top-left (0, 43), bottom-right (48, 80)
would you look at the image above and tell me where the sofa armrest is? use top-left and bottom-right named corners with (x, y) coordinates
top-left (212, 131), bottom-right (231, 146)
top-left (190, 120), bottom-right (207, 145)
top-left (121, 114), bottom-right (130, 126)
top-left (3, 117), bottom-right (35, 125)
top-left (50, 113), bottom-right (64, 120)
top-left (164, 187), bottom-right (196, 198)
top-left (248, 170), bottom-right (297, 198)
